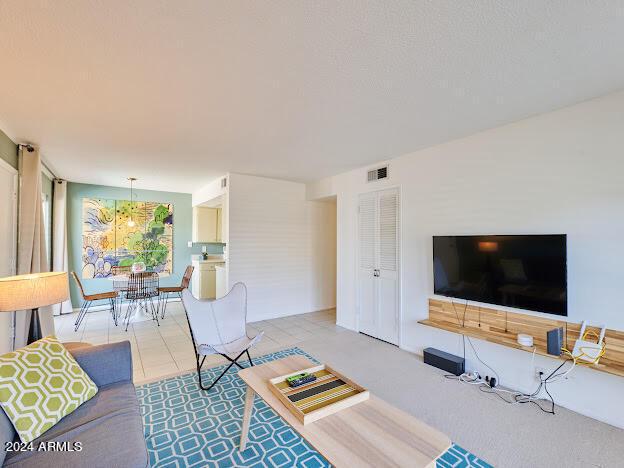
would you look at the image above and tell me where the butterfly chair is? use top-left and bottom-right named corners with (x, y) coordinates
top-left (158, 265), bottom-right (194, 319)
top-left (71, 272), bottom-right (118, 331)
top-left (181, 283), bottom-right (263, 391)
top-left (124, 272), bottom-right (160, 331)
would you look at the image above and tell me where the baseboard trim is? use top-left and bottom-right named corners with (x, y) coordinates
top-left (249, 306), bottom-right (336, 324)
top-left (68, 297), bottom-right (182, 314)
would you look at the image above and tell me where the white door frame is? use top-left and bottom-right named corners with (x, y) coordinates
top-left (355, 185), bottom-right (402, 347)
top-left (0, 157), bottom-right (18, 350)
top-left (0, 158), bottom-right (18, 274)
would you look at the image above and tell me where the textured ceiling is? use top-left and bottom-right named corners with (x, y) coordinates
top-left (1, 1), bottom-right (623, 193)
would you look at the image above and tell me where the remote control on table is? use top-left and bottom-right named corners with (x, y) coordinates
top-left (286, 373), bottom-right (317, 388)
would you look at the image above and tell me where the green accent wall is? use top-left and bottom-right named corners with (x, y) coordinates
top-left (67, 182), bottom-right (223, 307)
top-left (0, 128), bottom-right (18, 170)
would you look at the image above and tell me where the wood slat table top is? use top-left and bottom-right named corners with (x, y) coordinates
top-left (238, 356), bottom-right (451, 468)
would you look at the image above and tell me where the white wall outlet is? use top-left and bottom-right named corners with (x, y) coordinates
top-left (535, 366), bottom-right (546, 379)
top-left (187, 241), bottom-right (193, 248)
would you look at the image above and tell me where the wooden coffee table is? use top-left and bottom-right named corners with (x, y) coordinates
top-left (238, 356), bottom-right (451, 468)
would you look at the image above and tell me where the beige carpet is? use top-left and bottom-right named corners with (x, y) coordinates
top-left (296, 330), bottom-right (622, 468)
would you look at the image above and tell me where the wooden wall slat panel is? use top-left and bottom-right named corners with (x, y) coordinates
top-left (421, 299), bottom-right (624, 378)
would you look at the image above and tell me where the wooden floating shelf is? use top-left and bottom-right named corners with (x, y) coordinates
top-left (419, 299), bottom-right (624, 378)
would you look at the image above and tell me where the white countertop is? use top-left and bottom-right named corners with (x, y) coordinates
top-left (192, 256), bottom-right (226, 264)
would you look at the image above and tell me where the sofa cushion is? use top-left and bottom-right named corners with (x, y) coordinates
top-left (0, 409), bottom-right (15, 466)
top-left (3, 382), bottom-right (147, 468)
top-left (0, 336), bottom-right (98, 443)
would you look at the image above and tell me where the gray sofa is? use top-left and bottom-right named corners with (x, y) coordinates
top-left (0, 341), bottom-right (148, 468)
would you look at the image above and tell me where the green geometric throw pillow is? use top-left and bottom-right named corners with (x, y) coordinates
top-left (0, 335), bottom-right (98, 443)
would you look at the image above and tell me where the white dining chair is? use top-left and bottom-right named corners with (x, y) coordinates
top-left (181, 283), bottom-right (263, 391)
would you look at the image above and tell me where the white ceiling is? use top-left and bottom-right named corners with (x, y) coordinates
top-left (1, 1), bottom-right (624, 193)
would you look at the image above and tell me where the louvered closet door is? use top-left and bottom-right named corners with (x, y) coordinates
top-left (376, 189), bottom-right (399, 344)
top-left (357, 188), bottom-right (399, 345)
top-left (358, 192), bottom-right (378, 337)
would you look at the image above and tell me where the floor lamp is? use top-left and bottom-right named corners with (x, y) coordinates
top-left (0, 272), bottom-right (69, 345)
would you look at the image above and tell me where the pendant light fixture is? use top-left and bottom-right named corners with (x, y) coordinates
top-left (127, 177), bottom-right (137, 227)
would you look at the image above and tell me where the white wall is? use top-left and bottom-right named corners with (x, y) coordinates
top-left (194, 174), bottom-right (230, 249)
top-left (228, 173), bottom-right (336, 322)
top-left (307, 90), bottom-right (624, 428)
top-left (192, 176), bottom-right (227, 207)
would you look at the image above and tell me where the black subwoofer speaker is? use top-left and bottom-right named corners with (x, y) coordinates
top-left (423, 347), bottom-right (465, 376)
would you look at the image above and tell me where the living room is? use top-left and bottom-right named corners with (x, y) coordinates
top-left (1, 2), bottom-right (623, 467)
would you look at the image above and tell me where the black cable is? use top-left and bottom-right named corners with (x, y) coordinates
top-left (446, 300), bottom-right (567, 415)
top-left (465, 334), bottom-right (500, 384)
top-left (451, 300), bottom-right (500, 383)
top-left (450, 300), bottom-right (468, 362)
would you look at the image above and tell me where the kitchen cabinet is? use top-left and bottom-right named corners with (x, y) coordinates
top-left (191, 260), bottom-right (225, 299)
top-left (192, 206), bottom-right (222, 243)
top-left (215, 265), bottom-right (227, 298)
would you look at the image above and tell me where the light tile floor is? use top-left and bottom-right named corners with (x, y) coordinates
top-left (54, 301), bottom-right (339, 384)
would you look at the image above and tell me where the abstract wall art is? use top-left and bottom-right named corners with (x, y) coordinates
top-left (82, 198), bottom-right (173, 278)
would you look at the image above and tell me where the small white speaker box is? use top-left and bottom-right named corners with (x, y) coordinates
top-left (517, 334), bottom-right (534, 347)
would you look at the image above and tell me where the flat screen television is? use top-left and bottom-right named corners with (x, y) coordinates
top-left (433, 235), bottom-right (567, 316)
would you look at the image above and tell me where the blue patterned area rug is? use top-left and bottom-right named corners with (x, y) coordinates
top-left (137, 347), bottom-right (492, 468)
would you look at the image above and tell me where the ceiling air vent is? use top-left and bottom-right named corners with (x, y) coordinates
top-left (221, 177), bottom-right (227, 188)
top-left (367, 166), bottom-right (389, 182)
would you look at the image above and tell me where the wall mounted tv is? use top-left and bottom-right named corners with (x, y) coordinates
top-left (433, 235), bottom-right (567, 316)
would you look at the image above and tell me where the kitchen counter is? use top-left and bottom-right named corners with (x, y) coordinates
top-left (192, 256), bottom-right (226, 264)
top-left (191, 257), bottom-right (226, 299)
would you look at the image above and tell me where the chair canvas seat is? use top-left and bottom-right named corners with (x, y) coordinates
top-left (198, 333), bottom-right (263, 356)
top-left (181, 283), bottom-right (261, 392)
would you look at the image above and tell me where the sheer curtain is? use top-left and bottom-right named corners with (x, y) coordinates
top-left (52, 179), bottom-right (73, 315)
top-left (15, 147), bottom-right (55, 348)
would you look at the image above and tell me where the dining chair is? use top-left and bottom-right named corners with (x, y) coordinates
top-left (71, 271), bottom-right (119, 331)
top-left (111, 265), bottom-right (131, 316)
top-left (158, 265), bottom-right (194, 319)
top-left (123, 272), bottom-right (160, 331)
top-left (181, 283), bottom-right (263, 391)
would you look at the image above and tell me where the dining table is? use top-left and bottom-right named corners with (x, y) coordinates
top-left (106, 271), bottom-right (168, 322)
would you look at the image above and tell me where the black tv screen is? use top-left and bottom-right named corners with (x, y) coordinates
top-left (433, 235), bottom-right (567, 316)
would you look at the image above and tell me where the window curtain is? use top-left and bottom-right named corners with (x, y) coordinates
top-left (52, 179), bottom-right (73, 315)
top-left (15, 147), bottom-right (55, 348)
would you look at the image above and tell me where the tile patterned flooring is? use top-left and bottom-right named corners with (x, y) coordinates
top-left (54, 301), bottom-right (339, 384)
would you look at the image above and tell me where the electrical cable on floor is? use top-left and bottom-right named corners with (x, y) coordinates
top-left (451, 300), bottom-right (499, 384)
top-left (447, 300), bottom-right (577, 415)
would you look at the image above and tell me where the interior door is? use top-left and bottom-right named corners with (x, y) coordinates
top-left (376, 189), bottom-right (399, 344)
top-left (358, 192), bottom-right (377, 336)
top-left (357, 188), bottom-right (400, 345)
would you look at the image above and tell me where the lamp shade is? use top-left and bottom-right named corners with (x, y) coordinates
top-left (0, 272), bottom-right (69, 312)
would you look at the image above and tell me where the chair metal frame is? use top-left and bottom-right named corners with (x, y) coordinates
top-left (110, 265), bottom-right (134, 324)
top-left (71, 271), bottom-right (118, 331)
top-left (158, 265), bottom-right (194, 319)
top-left (181, 283), bottom-right (260, 392)
top-left (123, 272), bottom-right (160, 331)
